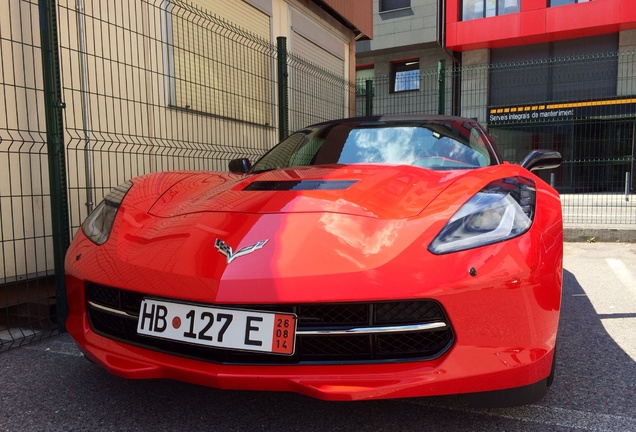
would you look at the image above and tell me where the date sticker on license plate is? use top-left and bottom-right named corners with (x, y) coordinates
top-left (137, 298), bottom-right (296, 355)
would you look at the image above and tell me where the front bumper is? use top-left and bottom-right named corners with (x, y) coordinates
top-left (68, 315), bottom-right (554, 401)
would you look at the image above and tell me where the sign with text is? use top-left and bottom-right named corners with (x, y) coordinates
top-left (488, 98), bottom-right (636, 125)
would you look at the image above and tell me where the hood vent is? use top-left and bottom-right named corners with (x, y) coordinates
top-left (244, 180), bottom-right (357, 191)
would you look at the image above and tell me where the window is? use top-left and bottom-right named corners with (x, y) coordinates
top-left (391, 59), bottom-right (420, 93)
top-left (462, 0), bottom-right (520, 21)
top-left (161, 0), bottom-right (273, 125)
top-left (500, 0), bottom-right (520, 14)
top-left (356, 65), bottom-right (374, 96)
top-left (380, 0), bottom-right (411, 12)
top-left (550, 0), bottom-right (589, 6)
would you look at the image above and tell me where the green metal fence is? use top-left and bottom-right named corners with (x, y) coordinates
top-left (287, 51), bottom-right (354, 134)
top-left (0, 0), bottom-right (352, 351)
top-left (0, 0), bottom-right (60, 351)
top-left (59, 0), bottom-right (283, 239)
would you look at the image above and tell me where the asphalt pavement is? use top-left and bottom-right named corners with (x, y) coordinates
top-left (1, 242), bottom-right (635, 432)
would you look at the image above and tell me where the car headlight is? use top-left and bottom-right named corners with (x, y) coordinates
top-left (81, 180), bottom-right (133, 245)
top-left (428, 177), bottom-right (535, 254)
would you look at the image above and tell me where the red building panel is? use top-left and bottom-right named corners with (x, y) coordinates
top-left (519, 9), bottom-right (546, 39)
top-left (446, 0), bottom-right (636, 51)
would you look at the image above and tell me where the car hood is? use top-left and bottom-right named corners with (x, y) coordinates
top-left (67, 163), bottom-right (555, 303)
top-left (148, 165), bottom-right (465, 219)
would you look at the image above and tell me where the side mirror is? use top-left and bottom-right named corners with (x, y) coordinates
top-left (520, 150), bottom-right (562, 172)
top-left (228, 158), bottom-right (252, 174)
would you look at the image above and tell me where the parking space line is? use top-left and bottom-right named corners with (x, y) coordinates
top-left (404, 400), bottom-right (636, 431)
top-left (606, 258), bottom-right (636, 300)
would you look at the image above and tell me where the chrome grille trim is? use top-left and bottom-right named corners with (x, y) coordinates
top-left (87, 300), bottom-right (137, 319)
top-left (297, 322), bottom-right (448, 335)
top-left (87, 300), bottom-right (448, 336)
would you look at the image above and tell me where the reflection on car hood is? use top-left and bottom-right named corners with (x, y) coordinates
top-left (148, 165), bottom-right (466, 219)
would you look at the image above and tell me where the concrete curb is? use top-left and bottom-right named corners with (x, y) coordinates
top-left (563, 227), bottom-right (636, 243)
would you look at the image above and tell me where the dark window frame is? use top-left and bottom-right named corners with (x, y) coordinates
top-left (390, 59), bottom-right (420, 93)
top-left (380, 0), bottom-right (411, 12)
top-left (461, 0), bottom-right (520, 21)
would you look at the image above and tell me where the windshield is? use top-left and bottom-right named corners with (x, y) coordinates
top-left (251, 120), bottom-right (496, 173)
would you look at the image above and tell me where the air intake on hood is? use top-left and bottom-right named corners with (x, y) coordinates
top-left (244, 180), bottom-right (357, 191)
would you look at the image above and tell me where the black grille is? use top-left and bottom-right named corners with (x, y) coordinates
top-left (85, 283), bottom-right (454, 365)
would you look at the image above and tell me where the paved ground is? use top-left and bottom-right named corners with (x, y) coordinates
top-left (1, 243), bottom-right (635, 431)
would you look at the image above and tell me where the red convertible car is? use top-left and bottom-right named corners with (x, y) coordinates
top-left (65, 115), bottom-right (563, 406)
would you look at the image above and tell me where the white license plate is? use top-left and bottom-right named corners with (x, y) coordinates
top-left (137, 298), bottom-right (296, 355)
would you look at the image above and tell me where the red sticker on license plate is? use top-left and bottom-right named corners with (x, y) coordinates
top-left (271, 314), bottom-right (295, 354)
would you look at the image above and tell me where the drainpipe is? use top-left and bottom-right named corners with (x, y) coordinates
top-left (77, 0), bottom-right (93, 213)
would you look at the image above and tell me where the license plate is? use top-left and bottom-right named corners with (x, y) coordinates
top-left (137, 298), bottom-right (296, 355)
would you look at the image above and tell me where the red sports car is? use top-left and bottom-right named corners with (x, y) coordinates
top-left (65, 115), bottom-right (563, 406)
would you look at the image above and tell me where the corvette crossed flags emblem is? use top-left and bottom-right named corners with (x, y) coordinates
top-left (215, 238), bottom-right (268, 264)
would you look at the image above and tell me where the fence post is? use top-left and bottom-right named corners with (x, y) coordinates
top-left (365, 79), bottom-right (373, 116)
top-left (39, 0), bottom-right (70, 332)
top-left (277, 36), bottom-right (289, 141)
top-left (438, 59), bottom-right (446, 115)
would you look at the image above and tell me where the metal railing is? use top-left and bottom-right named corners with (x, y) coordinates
top-left (0, 0), bottom-right (60, 351)
top-left (0, 0), bottom-right (352, 351)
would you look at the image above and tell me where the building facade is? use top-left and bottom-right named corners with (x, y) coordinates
top-left (355, 0), bottom-right (456, 115)
top-left (357, 0), bottom-right (636, 194)
top-left (446, 0), bottom-right (636, 193)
